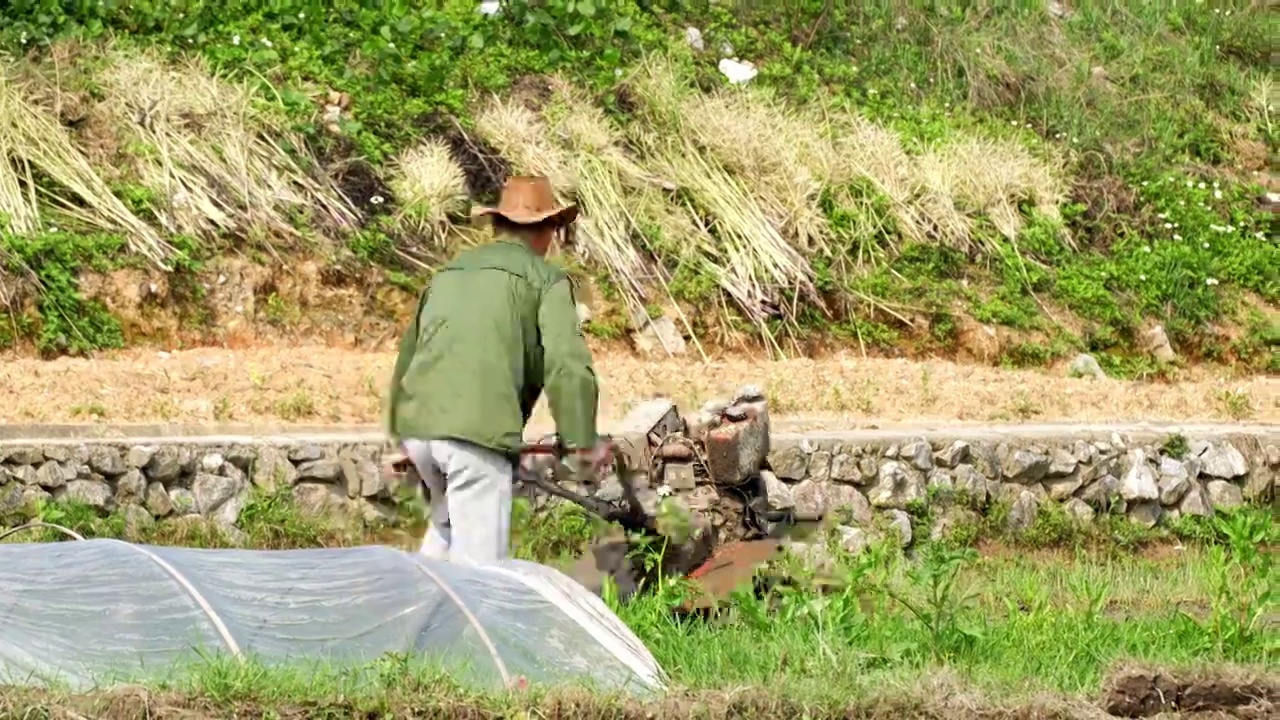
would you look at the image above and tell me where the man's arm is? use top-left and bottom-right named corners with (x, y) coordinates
top-left (384, 289), bottom-right (427, 445)
top-left (537, 279), bottom-right (600, 451)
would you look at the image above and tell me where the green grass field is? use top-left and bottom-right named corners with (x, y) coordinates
top-left (1, 492), bottom-right (1275, 717)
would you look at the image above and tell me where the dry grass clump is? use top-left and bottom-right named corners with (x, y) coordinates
top-left (93, 47), bottom-right (359, 249)
top-left (0, 67), bottom-right (172, 266)
top-left (388, 139), bottom-right (470, 248)
top-left (917, 136), bottom-right (1069, 248)
top-left (625, 60), bottom-right (821, 340)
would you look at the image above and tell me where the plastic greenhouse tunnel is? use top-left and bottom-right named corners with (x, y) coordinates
top-left (0, 535), bottom-right (668, 696)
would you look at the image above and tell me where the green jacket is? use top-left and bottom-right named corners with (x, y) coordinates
top-left (385, 236), bottom-right (600, 458)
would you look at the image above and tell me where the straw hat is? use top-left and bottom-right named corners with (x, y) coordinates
top-left (471, 175), bottom-right (579, 226)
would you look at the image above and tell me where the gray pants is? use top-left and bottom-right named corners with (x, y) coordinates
top-left (401, 438), bottom-right (514, 567)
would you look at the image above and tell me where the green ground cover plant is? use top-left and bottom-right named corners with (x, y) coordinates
top-left (1, 490), bottom-right (1275, 717)
top-left (0, 1), bottom-right (1273, 371)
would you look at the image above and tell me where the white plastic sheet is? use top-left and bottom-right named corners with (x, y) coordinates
top-left (0, 539), bottom-right (666, 695)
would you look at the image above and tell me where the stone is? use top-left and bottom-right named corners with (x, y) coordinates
top-left (662, 462), bottom-right (698, 491)
top-left (838, 526), bottom-right (874, 556)
top-left (0, 483), bottom-right (22, 514)
top-left (114, 469), bottom-right (147, 505)
top-left (953, 464), bottom-right (988, 504)
top-left (145, 482), bottom-right (174, 517)
top-left (902, 438), bottom-right (933, 472)
top-left (791, 479), bottom-right (872, 525)
top-left (1006, 490), bottom-right (1040, 532)
top-left (1078, 473), bottom-right (1121, 510)
top-left (224, 445), bottom-right (259, 472)
top-left (1046, 449), bottom-right (1079, 478)
top-left (296, 459), bottom-right (341, 482)
top-left (722, 405), bottom-right (748, 422)
top-left (356, 459), bottom-right (383, 498)
top-left (1063, 498), bottom-right (1095, 523)
top-left (3, 445), bottom-right (46, 465)
top-left (1119, 450), bottom-right (1159, 501)
top-left (169, 488), bottom-right (197, 515)
top-left (338, 458), bottom-right (362, 498)
top-left (122, 504), bottom-right (155, 538)
top-left (87, 446), bottom-right (126, 476)
top-left (289, 445), bottom-right (325, 462)
top-left (830, 453), bottom-right (863, 484)
top-left (212, 490), bottom-right (249, 527)
top-left (192, 473), bottom-right (240, 514)
top-left (41, 445), bottom-right (74, 463)
top-left (34, 462), bottom-right (71, 489)
top-left (632, 316), bottom-right (687, 358)
top-left (1178, 483), bottom-right (1213, 517)
top-left (807, 451), bottom-right (832, 482)
top-left (703, 404), bottom-right (768, 486)
top-left (4, 464), bottom-right (37, 486)
top-left (1266, 445), bottom-right (1280, 468)
top-left (760, 470), bottom-right (794, 512)
top-left (998, 444), bottom-right (1051, 483)
top-left (1144, 324), bottom-right (1176, 362)
top-left (929, 507), bottom-right (980, 542)
top-left (20, 486), bottom-right (50, 511)
top-left (1157, 457), bottom-right (1193, 506)
top-left (1044, 473), bottom-right (1083, 502)
top-left (1205, 480), bottom-right (1244, 510)
top-left (360, 500), bottom-right (399, 526)
top-left (1068, 353), bottom-right (1106, 379)
top-left (788, 539), bottom-right (836, 570)
top-left (292, 483), bottom-right (350, 519)
top-left (935, 440), bottom-right (972, 469)
top-left (200, 453), bottom-right (225, 473)
top-left (251, 446), bottom-right (298, 491)
top-left (927, 468), bottom-right (954, 490)
top-left (768, 440), bottom-right (810, 480)
top-left (60, 479), bottom-right (113, 510)
top-left (884, 509), bottom-right (913, 547)
top-left (1127, 501), bottom-right (1161, 529)
top-left (125, 445), bottom-right (158, 469)
top-left (867, 461), bottom-right (927, 509)
top-left (1198, 443), bottom-right (1248, 480)
top-left (145, 446), bottom-right (187, 483)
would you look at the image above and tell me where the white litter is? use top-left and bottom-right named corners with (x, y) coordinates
top-left (479, 1), bottom-right (501, 16)
top-left (718, 58), bottom-right (758, 85)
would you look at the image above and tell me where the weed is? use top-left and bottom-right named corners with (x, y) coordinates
top-left (1212, 388), bottom-right (1255, 420)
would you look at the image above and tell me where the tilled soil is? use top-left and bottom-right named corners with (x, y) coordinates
top-left (1, 667), bottom-right (1273, 720)
top-left (1, 346), bottom-right (1272, 426)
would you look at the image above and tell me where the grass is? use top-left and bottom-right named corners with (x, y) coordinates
top-left (0, 489), bottom-right (1275, 716)
top-left (0, 1), bottom-right (1271, 373)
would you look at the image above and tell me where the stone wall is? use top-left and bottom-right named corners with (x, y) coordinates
top-left (1, 396), bottom-right (1276, 550)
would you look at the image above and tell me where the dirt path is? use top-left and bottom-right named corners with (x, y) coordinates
top-left (2, 345), bottom-right (1273, 426)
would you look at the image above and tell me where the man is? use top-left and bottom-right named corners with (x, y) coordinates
top-left (385, 175), bottom-right (612, 567)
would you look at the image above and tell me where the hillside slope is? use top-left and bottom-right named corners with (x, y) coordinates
top-left (0, 1), bottom-right (1274, 378)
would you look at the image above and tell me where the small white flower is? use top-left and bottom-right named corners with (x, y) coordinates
top-left (1205, 278), bottom-right (1219, 286)
top-left (232, 34), bottom-right (240, 45)
top-left (1226, 225), bottom-right (1235, 232)
top-left (299, 12), bottom-right (305, 19)
top-left (1139, 274), bottom-right (1147, 281)
top-left (1213, 190), bottom-right (1222, 199)
top-left (1173, 234), bottom-right (1182, 241)
top-left (1202, 242), bottom-right (1210, 249)
top-left (1157, 212), bottom-right (1167, 219)
top-left (370, 195), bottom-right (385, 205)
top-left (1197, 182), bottom-right (1206, 189)
top-left (1186, 180), bottom-right (1194, 187)
top-left (1143, 245), bottom-right (1152, 253)
top-left (1142, 181), bottom-right (1149, 187)
top-left (262, 38), bottom-right (273, 47)
top-left (1164, 223), bottom-right (1174, 229)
